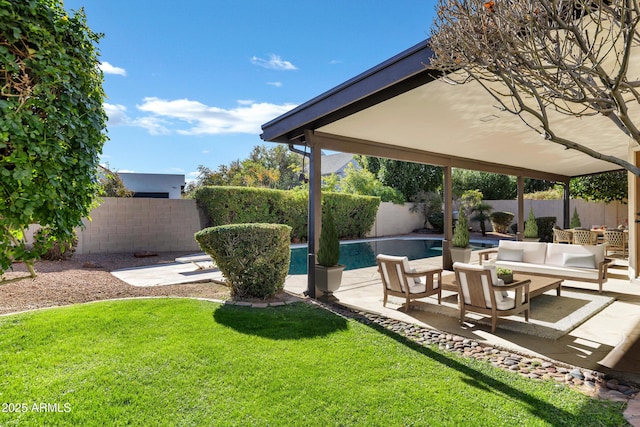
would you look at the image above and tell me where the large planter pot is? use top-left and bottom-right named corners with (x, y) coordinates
top-left (450, 246), bottom-right (472, 264)
top-left (315, 264), bottom-right (345, 294)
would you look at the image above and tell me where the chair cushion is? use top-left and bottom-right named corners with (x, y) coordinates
top-left (453, 262), bottom-right (506, 307)
top-left (497, 247), bottom-right (524, 262)
top-left (408, 282), bottom-right (427, 293)
top-left (497, 296), bottom-right (516, 310)
top-left (563, 253), bottom-right (596, 269)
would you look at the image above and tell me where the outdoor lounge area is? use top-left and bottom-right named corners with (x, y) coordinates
top-left (280, 238), bottom-right (640, 385)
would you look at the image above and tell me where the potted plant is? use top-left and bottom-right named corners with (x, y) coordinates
top-left (496, 267), bottom-right (513, 284)
top-left (315, 210), bottom-right (345, 295)
top-left (524, 206), bottom-right (539, 241)
top-left (450, 212), bottom-right (472, 263)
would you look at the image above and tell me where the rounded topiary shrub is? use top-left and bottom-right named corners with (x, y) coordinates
top-left (489, 211), bottom-right (514, 234)
top-left (195, 223), bottom-right (291, 300)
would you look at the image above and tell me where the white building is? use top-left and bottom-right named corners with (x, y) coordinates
top-left (117, 172), bottom-right (185, 199)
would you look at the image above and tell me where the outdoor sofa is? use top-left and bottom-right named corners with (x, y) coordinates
top-left (476, 240), bottom-right (613, 293)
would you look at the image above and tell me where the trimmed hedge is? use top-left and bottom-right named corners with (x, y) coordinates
top-left (489, 211), bottom-right (514, 234)
top-left (193, 186), bottom-right (379, 241)
top-left (194, 223), bottom-right (291, 299)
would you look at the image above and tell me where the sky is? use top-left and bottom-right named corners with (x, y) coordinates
top-left (63, 0), bottom-right (437, 183)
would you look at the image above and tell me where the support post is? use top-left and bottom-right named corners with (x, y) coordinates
top-left (517, 176), bottom-right (524, 241)
top-left (629, 145), bottom-right (640, 280)
top-left (443, 166), bottom-right (453, 270)
top-left (563, 182), bottom-right (570, 228)
top-left (305, 130), bottom-right (322, 297)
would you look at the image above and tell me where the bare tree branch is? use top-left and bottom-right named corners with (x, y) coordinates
top-left (429, 0), bottom-right (640, 175)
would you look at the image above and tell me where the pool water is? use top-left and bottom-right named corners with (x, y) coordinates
top-left (288, 238), bottom-right (494, 275)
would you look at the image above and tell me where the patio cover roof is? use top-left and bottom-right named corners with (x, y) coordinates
top-left (261, 39), bottom-right (633, 182)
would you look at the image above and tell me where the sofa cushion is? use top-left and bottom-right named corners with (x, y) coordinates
top-left (493, 260), bottom-right (600, 281)
top-left (498, 241), bottom-right (547, 264)
top-left (563, 253), bottom-right (596, 269)
top-left (545, 243), bottom-right (605, 267)
top-left (497, 247), bottom-right (524, 262)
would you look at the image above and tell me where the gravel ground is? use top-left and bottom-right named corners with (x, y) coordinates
top-left (0, 252), bottom-right (232, 315)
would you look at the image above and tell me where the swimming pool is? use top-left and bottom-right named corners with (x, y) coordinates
top-left (288, 238), bottom-right (495, 275)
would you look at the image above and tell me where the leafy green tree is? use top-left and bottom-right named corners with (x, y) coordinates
top-left (570, 171), bottom-right (627, 203)
top-left (356, 155), bottom-right (443, 202)
top-left (339, 164), bottom-right (404, 204)
top-left (1, 1), bottom-right (107, 278)
top-left (188, 145), bottom-right (303, 193)
top-left (453, 170), bottom-right (516, 200)
top-left (99, 166), bottom-right (133, 198)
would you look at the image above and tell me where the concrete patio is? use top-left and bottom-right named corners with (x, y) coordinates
top-left (283, 253), bottom-right (640, 385)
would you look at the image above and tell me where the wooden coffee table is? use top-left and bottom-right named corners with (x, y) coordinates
top-left (441, 272), bottom-right (562, 298)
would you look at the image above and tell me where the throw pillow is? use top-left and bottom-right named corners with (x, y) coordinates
top-left (563, 253), bottom-right (596, 269)
top-left (497, 247), bottom-right (524, 262)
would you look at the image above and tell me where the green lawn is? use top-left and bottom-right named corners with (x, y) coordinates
top-left (0, 299), bottom-right (627, 426)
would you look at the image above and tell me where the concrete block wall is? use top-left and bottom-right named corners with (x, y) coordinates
top-left (76, 198), bottom-right (203, 254)
top-left (68, 197), bottom-right (627, 254)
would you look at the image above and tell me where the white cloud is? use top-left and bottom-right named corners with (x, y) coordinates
top-left (104, 103), bottom-right (128, 125)
top-left (100, 61), bottom-right (127, 76)
top-left (136, 97), bottom-right (297, 135)
top-left (329, 59), bottom-right (342, 65)
top-left (251, 54), bottom-right (298, 70)
top-left (267, 81), bottom-right (283, 87)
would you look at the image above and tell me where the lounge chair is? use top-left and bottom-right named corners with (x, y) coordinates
top-left (453, 262), bottom-right (531, 333)
top-left (376, 254), bottom-right (442, 312)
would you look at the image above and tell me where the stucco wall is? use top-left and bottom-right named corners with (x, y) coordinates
top-left (76, 198), bottom-right (203, 254)
top-left (483, 199), bottom-right (627, 232)
top-left (367, 202), bottom-right (424, 237)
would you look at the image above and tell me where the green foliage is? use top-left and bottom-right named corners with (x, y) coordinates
top-left (428, 211), bottom-right (445, 233)
top-left (409, 191), bottom-right (443, 229)
top-left (356, 155), bottom-right (443, 202)
top-left (0, 1), bottom-right (106, 273)
top-left (194, 223), bottom-right (291, 299)
top-left (317, 210), bottom-right (340, 266)
top-left (570, 207), bottom-right (582, 228)
top-left (33, 227), bottom-right (78, 260)
top-left (462, 190), bottom-right (492, 236)
top-left (570, 170), bottom-right (627, 203)
top-left (99, 167), bottom-right (133, 197)
top-left (524, 186), bottom-right (564, 200)
top-left (186, 145), bottom-right (304, 193)
top-left (322, 192), bottom-right (379, 239)
top-left (535, 217), bottom-right (557, 243)
top-left (489, 211), bottom-right (515, 234)
top-left (453, 170), bottom-right (516, 199)
top-left (524, 207), bottom-right (539, 238)
top-left (339, 163), bottom-right (405, 203)
top-left (193, 186), bottom-right (379, 241)
top-left (452, 213), bottom-right (470, 248)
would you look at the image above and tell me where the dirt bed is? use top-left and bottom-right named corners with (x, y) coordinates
top-left (0, 252), bottom-right (232, 315)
